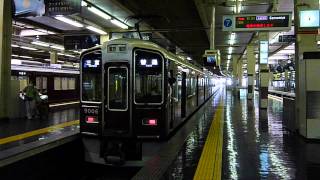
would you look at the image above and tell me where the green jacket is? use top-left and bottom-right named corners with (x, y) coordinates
top-left (23, 85), bottom-right (38, 100)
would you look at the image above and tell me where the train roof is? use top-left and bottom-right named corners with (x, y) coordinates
top-left (82, 38), bottom-right (205, 74)
top-left (107, 38), bottom-right (204, 73)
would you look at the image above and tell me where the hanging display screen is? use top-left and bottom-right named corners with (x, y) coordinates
top-left (223, 13), bottom-right (292, 31)
top-left (236, 15), bottom-right (290, 29)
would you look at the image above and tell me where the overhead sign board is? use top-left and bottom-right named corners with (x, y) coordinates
top-left (278, 35), bottom-right (295, 43)
top-left (299, 10), bottom-right (320, 28)
top-left (64, 35), bottom-right (100, 50)
top-left (45, 0), bottom-right (81, 16)
top-left (222, 12), bottom-right (292, 31)
top-left (13, 0), bottom-right (45, 17)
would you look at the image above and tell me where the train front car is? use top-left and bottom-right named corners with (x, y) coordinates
top-left (80, 39), bottom-right (216, 165)
top-left (100, 39), bottom-right (169, 164)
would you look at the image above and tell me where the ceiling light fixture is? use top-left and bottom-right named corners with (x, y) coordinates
top-left (20, 46), bottom-right (38, 51)
top-left (51, 45), bottom-right (65, 50)
top-left (54, 15), bottom-right (84, 28)
top-left (11, 44), bottom-right (19, 47)
top-left (20, 56), bottom-right (33, 59)
top-left (111, 19), bottom-right (129, 29)
top-left (81, 1), bottom-right (88, 6)
top-left (31, 41), bottom-right (50, 47)
top-left (228, 47), bottom-right (233, 54)
top-left (88, 6), bottom-right (111, 20)
top-left (86, 26), bottom-right (107, 35)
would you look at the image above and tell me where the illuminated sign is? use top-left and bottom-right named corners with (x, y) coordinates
top-left (222, 13), bottom-right (292, 31)
top-left (259, 41), bottom-right (269, 64)
top-left (83, 59), bottom-right (101, 68)
top-left (13, 0), bottom-right (45, 17)
top-left (139, 58), bottom-right (159, 67)
top-left (299, 10), bottom-right (320, 28)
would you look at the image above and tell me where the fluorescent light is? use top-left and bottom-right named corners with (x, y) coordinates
top-left (57, 53), bottom-right (64, 56)
top-left (11, 59), bottom-right (22, 65)
top-left (54, 16), bottom-right (84, 28)
top-left (88, 6), bottom-right (111, 20)
top-left (51, 45), bottom-right (65, 50)
top-left (57, 60), bottom-right (64, 63)
top-left (32, 41), bottom-right (50, 47)
top-left (277, 49), bottom-right (295, 54)
top-left (44, 59), bottom-right (51, 61)
top-left (81, 1), bottom-right (88, 6)
top-left (20, 46), bottom-right (38, 51)
top-left (12, 54), bottom-right (19, 57)
top-left (227, 55), bottom-right (231, 59)
top-left (111, 19), bottom-right (128, 29)
top-left (229, 33), bottom-right (236, 45)
top-left (228, 47), bottom-right (233, 54)
top-left (11, 44), bottom-right (19, 47)
top-left (20, 56), bottom-right (33, 59)
top-left (317, 41), bottom-right (320, 45)
top-left (187, 57), bottom-right (192, 60)
top-left (65, 54), bottom-right (76, 58)
top-left (86, 26), bottom-right (107, 35)
top-left (36, 29), bottom-right (56, 35)
top-left (72, 50), bottom-right (81, 54)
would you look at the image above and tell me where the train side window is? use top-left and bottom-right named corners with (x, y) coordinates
top-left (134, 49), bottom-right (164, 104)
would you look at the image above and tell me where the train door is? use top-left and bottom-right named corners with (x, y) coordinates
top-left (104, 63), bottom-right (130, 135)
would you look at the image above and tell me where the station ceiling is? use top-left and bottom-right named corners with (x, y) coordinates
top-left (11, 0), bottom-right (295, 69)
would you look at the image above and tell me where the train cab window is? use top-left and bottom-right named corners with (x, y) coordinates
top-left (108, 67), bottom-right (128, 110)
top-left (81, 50), bottom-right (102, 102)
top-left (134, 50), bottom-right (163, 104)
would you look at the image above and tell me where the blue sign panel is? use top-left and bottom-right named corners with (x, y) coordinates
top-left (13, 0), bottom-right (45, 17)
top-left (224, 18), bottom-right (233, 27)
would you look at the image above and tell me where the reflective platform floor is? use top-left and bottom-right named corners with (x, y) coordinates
top-left (0, 107), bottom-right (79, 151)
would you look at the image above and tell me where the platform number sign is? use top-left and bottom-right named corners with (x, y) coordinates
top-left (223, 16), bottom-right (234, 31)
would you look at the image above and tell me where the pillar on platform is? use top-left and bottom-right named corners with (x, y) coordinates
top-left (0, 0), bottom-right (12, 119)
top-left (247, 44), bottom-right (255, 99)
top-left (258, 32), bottom-right (269, 109)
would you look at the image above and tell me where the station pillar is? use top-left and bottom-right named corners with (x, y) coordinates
top-left (294, 0), bottom-right (320, 139)
top-left (0, 0), bottom-right (12, 119)
top-left (238, 58), bottom-right (243, 87)
top-left (50, 51), bottom-right (58, 64)
top-left (232, 56), bottom-right (238, 87)
top-left (247, 44), bottom-right (255, 99)
top-left (258, 32), bottom-right (269, 109)
top-left (210, 6), bottom-right (215, 49)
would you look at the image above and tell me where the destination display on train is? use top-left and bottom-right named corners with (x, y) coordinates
top-left (222, 13), bottom-right (292, 31)
top-left (235, 15), bottom-right (290, 29)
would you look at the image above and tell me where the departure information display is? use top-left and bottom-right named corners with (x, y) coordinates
top-left (223, 13), bottom-right (292, 31)
top-left (236, 15), bottom-right (290, 29)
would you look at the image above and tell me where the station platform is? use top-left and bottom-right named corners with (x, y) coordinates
top-left (0, 106), bottom-right (79, 167)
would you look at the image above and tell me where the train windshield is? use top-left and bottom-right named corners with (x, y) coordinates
top-left (81, 50), bottom-right (102, 102)
top-left (108, 67), bottom-right (128, 110)
top-left (134, 50), bottom-right (163, 104)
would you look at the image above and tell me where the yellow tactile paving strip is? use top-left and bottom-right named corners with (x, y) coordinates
top-left (0, 120), bottom-right (79, 145)
top-left (194, 100), bottom-right (224, 180)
